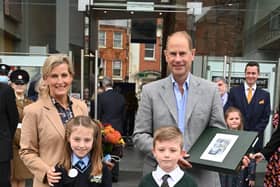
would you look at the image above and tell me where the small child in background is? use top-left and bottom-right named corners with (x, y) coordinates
top-left (47, 115), bottom-right (111, 187)
top-left (138, 126), bottom-right (197, 187)
top-left (220, 107), bottom-right (256, 187)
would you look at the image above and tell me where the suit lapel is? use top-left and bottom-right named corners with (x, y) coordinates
top-left (159, 77), bottom-right (178, 123)
top-left (43, 97), bottom-right (65, 139)
top-left (250, 87), bottom-right (260, 105)
top-left (185, 75), bottom-right (199, 122)
top-left (239, 85), bottom-right (249, 113)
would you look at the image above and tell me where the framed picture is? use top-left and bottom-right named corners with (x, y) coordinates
top-left (200, 133), bottom-right (238, 162)
top-left (188, 127), bottom-right (258, 174)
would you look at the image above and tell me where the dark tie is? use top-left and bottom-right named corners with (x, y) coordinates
top-left (161, 174), bottom-right (170, 187)
top-left (76, 160), bottom-right (86, 172)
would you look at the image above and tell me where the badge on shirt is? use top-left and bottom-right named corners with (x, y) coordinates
top-left (68, 168), bottom-right (78, 178)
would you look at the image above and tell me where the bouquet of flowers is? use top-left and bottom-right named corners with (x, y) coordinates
top-left (101, 123), bottom-right (125, 158)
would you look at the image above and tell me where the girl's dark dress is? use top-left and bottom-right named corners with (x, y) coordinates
top-left (53, 163), bottom-right (112, 187)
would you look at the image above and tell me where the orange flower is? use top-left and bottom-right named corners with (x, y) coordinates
top-left (102, 124), bottom-right (125, 145)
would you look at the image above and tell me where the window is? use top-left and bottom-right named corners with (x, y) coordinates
top-left (113, 32), bottom-right (122, 48)
top-left (112, 59), bottom-right (122, 77)
top-left (98, 31), bottom-right (106, 47)
top-left (144, 43), bottom-right (155, 60)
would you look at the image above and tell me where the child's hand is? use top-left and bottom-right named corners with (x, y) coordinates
top-left (104, 160), bottom-right (115, 170)
top-left (250, 153), bottom-right (265, 164)
top-left (47, 167), bottom-right (61, 186)
top-left (248, 180), bottom-right (255, 187)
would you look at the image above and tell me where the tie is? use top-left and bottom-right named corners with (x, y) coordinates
top-left (161, 174), bottom-right (170, 187)
top-left (247, 87), bottom-right (252, 103)
top-left (76, 160), bottom-right (86, 172)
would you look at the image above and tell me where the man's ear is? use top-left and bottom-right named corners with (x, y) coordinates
top-left (191, 48), bottom-right (196, 61)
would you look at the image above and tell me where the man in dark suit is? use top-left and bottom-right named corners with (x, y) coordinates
top-left (0, 64), bottom-right (19, 187)
top-left (98, 76), bottom-right (126, 135)
top-left (214, 77), bottom-right (230, 112)
top-left (228, 61), bottom-right (270, 152)
top-left (98, 76), bottom-right (125, 182)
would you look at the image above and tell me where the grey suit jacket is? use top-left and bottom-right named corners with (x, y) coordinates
top-left (133, 74), bottom-right (226, 187)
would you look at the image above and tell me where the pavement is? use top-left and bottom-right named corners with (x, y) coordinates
top-left (113, 144), bottom-right (143, 187)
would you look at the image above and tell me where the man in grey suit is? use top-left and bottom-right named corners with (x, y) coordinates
top-left (133, 31), bottom-right (226, 187)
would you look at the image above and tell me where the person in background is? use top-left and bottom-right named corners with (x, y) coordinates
top-left (0, 63), bottom-right (11, 83)
top-left (10, 69), bottom-right (33, 187)
top-left (98, 77), bottom-right (126, 135)
top-left (138, 126), bottom-right (197, 187)
top-left (27, 72), bottom-right (41, 101)
top-left (19, 54), bottom-right (88, 187)
top-left (228, 61), bottom-right (271, 152)
top-left (83, 88), bottom-right (91, 112)
top-left (123, 91), bottom-right (138, 145)
top-left (220, 107), bottom-right (256, 187)
top-left (34, 78), bottom-right (48, 99)
top-left (213, 77), bottom-right (230, 112)
top-left (46, 115), bottom-right (112, 187)
top-left (97, 77), bottom-right (125, 182)
top-left (89, 86), bottom-right (104, 119)
top-left (251, 101), bottom-right (280, 186)
top-left (133, 30), bottom-right (227, 187)
top-left (0, 63), bottom-right (19, 187)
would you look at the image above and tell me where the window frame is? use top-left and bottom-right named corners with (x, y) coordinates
top-left (113, 31), bottom-right (123, 49)
top-left (144, 43), bottom-right (155, 60)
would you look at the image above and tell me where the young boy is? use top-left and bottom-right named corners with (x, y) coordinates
top-left (138, 126), bottom-right (197, 187)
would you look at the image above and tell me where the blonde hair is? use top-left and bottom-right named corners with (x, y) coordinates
top-left (153, 126), bottom-right (183, 149)
top-left (59, 116), bottom-right (103, 176)
top-left (224, 107), bottom-right (244, 130)
top-left (35, 78), bottom-right (48, 98)
top-left (42, 54), bottom-right (74, 80)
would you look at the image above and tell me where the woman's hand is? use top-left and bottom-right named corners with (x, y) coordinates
top-left (47, 167), bottom-right (61, 186)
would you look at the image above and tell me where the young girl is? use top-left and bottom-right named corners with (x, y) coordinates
top-left (220, 107), bottom-right (256, 187)
top-left (47, 115), bottom-right (112, 187)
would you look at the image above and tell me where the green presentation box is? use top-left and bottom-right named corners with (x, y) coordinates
top-left (188, 127), bottom-right (258, 174)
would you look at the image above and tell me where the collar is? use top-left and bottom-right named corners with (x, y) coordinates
top-left (105, 87), bottom-right (113, 92)
top-left (16, 94), bottom-right (25, 100)
top-left (71, 153), bottom-right (90, 166)
top-left (153, 165), bottom-right (183, 182)
top-left (244, 82), bottom-right (256, 91)
top-left (170, 73), bottom-right (190, 88)
top-left (51, 96), bottom-right (73, 108)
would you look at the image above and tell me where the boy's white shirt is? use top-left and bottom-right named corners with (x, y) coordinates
top-left (152, 165), bottom-right (184, 187)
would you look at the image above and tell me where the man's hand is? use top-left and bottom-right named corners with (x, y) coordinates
top-left (47, 167), bottom-right (61, 186)
top-left (178, 154), bottom-right (192, 169)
